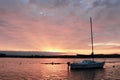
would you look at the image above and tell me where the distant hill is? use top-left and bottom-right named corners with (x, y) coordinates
top-left (0, 51), bottom-right (68, 56)
top-left (76, 54), bottom-right (120, 58)
top-left (0, 51), bottom-right (120, 58)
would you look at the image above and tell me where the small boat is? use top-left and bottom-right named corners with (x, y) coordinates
top-left (70, 60), bottom-right (105, 69)
top-left (70, 17), bottom-right (105, 69)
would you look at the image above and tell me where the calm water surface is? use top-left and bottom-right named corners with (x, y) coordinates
top-left (0, 58), bottom-right (120, 80)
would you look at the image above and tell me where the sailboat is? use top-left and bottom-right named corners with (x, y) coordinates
top-left (70, 17), bottom-right (105, 69)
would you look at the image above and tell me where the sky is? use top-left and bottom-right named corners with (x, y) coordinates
top-left (0, 0), bottom-right (120, 54)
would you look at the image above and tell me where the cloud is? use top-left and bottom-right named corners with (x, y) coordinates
top-left (90, 0), bottom-right (120, 20)
top-left (29, 0), bottom-right (71, 8)
top-left (0, 0), bottom-right (25, 14)
top-left (0, 0), bottom-right (120, 20)
top-left (0, 0), bottom-right (120, 54)
top-left (0, 19), bottom-right (9, 27)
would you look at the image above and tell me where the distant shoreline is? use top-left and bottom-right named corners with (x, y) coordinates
top-left (0, 51), bottom-right (120, 58)
top-left (0, 54), bottom-right (120, 58)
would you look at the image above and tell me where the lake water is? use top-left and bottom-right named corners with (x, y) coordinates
top-left (0, 58), bottom-right (120, 80)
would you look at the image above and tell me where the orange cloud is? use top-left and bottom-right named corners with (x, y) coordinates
top-left (0, 0), bottom-right (120, 54)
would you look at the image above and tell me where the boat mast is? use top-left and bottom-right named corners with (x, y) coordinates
top-left (90, 17), bottom-right (94, 61)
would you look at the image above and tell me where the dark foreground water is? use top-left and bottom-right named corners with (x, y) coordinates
top-left (0, 58), bottom-right (120, 80)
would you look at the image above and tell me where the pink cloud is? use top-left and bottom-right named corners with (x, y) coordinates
top-left (0, 0), bottom-right (120, 54)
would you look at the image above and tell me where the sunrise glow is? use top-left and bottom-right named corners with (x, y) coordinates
top-left (0, 0), bottom-right (120, 55)
top-left (43, 48), bottom-right (65, 52)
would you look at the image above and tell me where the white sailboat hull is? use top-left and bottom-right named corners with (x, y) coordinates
top-left (70, 60), bottom-right (105, 69)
